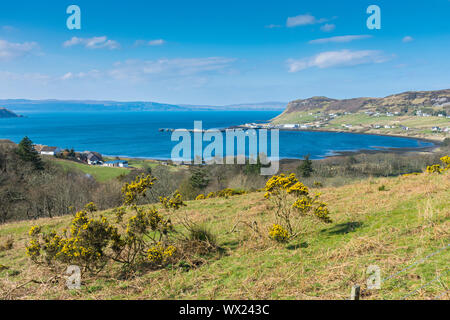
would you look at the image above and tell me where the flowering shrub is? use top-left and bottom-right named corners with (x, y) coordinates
top-left (26, 174), bottom-right (182, 274)
top-left (26, 204), bottom-right (119, 272)
top-left (147, 242), bottom-right (177, 265)
top-left (204, 188), bottom-right (246, 199)
top-left (440, 155), bottom-right (450, 170)
top-left (426, 164), bottom-right (442, 173)
top-left (426, 156), bottom-right (450, 174)
top-left (160, 190), bottom-right (186, 210)
top-left (195, 194), bottom-right (205, 200)
top-left (121, 174), bottom-right (156, 205)
top-left (264, 173), bottom-right (331, 240)
top-left (268, 224), bottom-right (290, 243)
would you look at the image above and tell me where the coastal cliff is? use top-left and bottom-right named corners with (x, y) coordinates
top-left (277, 89), bottom-right (450, 116)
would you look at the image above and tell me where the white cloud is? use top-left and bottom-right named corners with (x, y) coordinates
top-left (309, 35), bottom-right (372, 44)
top-left (60, 70), bottom-right (102, 81)
top-left (265, 24), bottom-right (281, 29)
top-left (148, 39), bottom-right (165, 46)
top-left (1, 26), bottom-right (17, 32)
top-left (135, 39), bottom-right (166, 46)
top-left (0, 39), bottom-right (39, 60)
top-left (402, 36), bottom-right (414, 43)
top-left (0, 70), bottom-right (49, 82)
top-left (287, 49), bottom-right (388, 72)
top-left (109, 57), bottom-right (236, 81)
top-left (63, 36), bottom-right (120, 50)
top-left (320, 24), bottom-right (336, 32)
top-left (61, 72), bottom-right (73, 80)
top-left (286, 13), bottom-right (327, 27)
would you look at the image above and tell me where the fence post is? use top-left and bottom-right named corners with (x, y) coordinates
top-left (350, 285), bottom-right (361, 300)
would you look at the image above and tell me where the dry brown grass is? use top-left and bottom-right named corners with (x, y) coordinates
top-left (0, 171), bottom-right (448, 300)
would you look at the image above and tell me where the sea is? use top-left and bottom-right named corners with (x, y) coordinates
top-left (0, 111), bottom-right (434, 160)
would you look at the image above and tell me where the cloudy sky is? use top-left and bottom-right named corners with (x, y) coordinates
top-left (0, 0), bottom-right (449, 105)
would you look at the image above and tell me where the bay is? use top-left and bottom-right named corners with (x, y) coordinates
top-left (0, 111), bottom-right (433, 160)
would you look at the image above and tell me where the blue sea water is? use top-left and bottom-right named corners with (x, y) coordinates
top-left (0, 111), bottom-right (433, 160)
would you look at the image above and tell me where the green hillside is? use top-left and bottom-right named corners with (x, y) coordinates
top-left (0, 170), bottom-right (448, 300)
top-left (53, 158), bottom-right (130, 182)
top-left (273, 89), bottom-right (450, 141)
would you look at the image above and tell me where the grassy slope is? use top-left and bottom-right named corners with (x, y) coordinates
top-left (0, 172), bottom-right (448, 300)
top-left (273, 112), bottom-right (450, 141)
top-left (102, 157), bottom-right (159, 170)
top-left (52, 158), bottom-right (130, 182)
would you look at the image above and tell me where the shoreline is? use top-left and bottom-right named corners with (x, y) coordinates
top-left (1, 129), bottom-right (441, 165)
top-left (105, 139), bottom-right (439, 164)
top-left (230, 125), bottom-right (443, 145)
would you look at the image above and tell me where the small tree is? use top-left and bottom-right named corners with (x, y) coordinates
top-left (16, 136), bottom-right (43, 170)
top-left (298, 154), bottom-right (313, 177)
top-left (189, 168), bottom-right (209, 190)
top-left (243, 156), bottom-right (263, 175)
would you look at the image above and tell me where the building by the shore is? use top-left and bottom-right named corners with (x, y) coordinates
top-left (103, 160), bottom-right (129, 168)
top-left (34, 144), bottom-right (61, 156)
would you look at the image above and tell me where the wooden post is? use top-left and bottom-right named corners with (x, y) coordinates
top-left (350, 285), bottom-right (360, 300)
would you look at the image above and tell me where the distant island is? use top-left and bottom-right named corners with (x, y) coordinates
top-left (0, 99), bottom-right (287, 113)
top-left (0, 107), bottom-right (22, 118)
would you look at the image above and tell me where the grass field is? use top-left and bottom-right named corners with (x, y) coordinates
top-left (272, 112), bottom-right (318, 124)
top-left (0, 170), bottom-right (448, 300)
top-left (273, 112), bottom-right (450, 141)
top-left (52, 158), bottom-right (130, 182)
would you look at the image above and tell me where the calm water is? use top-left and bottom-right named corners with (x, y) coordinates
top-left (0, 111), bottom-right (433, 160)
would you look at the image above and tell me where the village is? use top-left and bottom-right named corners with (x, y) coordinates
top-left (33, 144), bottom-right (129, 168)
top-left (240, 109), bottom-right (450, 135)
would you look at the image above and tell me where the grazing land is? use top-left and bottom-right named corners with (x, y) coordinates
top-left (0, 170), bottom-right (448, 300)
top-left (53, 158), bottom-right (130, 182)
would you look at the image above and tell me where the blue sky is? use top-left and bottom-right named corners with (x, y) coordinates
top-left (0, 0), bottom-right (449, 105)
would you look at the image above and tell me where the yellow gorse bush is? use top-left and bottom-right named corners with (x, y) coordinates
top-left (28, 225), bottom-right (41, 237)
top-left (26, 204), bottom-right (119, 271)
top-left (147, 242), bottom-right (177, 265)
top-left (200, 188), bottom-right (246, 200)
top-left (426, 156), bottom-right (450, 174)
top-left (121, 174), bottom-right (156, 205)
top-left (426, 164), bottom-right (442, 173)
top-left (264, 173), bottom-right (332, 240)
top-left (268, 224), bottom-right (290, 243)
top-left (195, 194), bottom-right (205, 200)
top-left (26, 175), bottom-right (182, 274)
top-left (440, 155), bottom-right (450, 170)
top-left (160, 190), bottom-right (186, 210)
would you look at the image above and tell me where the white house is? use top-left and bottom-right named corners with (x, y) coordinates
top-left (86, 152), bottom-right (103, 165)
top-left (39, 146), bottom-right (61, 156)
top-left (282, 124), bottom-right (299, 129)
top-left (104, 160), bottom-right (129, 168)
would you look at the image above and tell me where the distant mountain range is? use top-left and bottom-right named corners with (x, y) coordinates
top-left (0, 107), bottom-right (22, 118)
top-left (277, 89), bottom-right (450, 118)
top-left (0, 99), bottom-right (287, 113)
